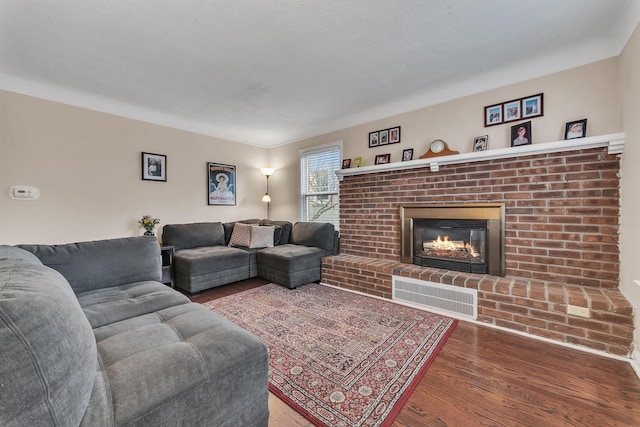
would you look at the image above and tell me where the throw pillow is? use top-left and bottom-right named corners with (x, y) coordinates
top-left (228, 222), bottom-right (252, 247)
top-left (249, 226), bottom-right (275, 249)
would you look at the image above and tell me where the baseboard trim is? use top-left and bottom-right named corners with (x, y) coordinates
top-left (631, 349), bottom-right (640, 380)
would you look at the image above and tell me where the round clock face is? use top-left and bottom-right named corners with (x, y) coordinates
top-left (430, 139), bottom-right (445, 153)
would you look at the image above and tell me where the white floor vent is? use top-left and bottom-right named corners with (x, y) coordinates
top-left (392, 276), bottom-right (478, 320)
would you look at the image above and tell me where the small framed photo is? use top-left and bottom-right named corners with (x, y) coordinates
top-left (369, 131), bottom-right (379, 148)
top-left (484, 103), bottom-right (503, 126)
top-left (389, 127), bottom-right (401, 144)
top-left (352, 156), bottom-right (364, 167)
top-left (511, 121), bottom-right (532, 147)
top-left (522, 93), bottom-right (543, 118)
top-left (342, 158), bottom-right (352, 169)
top-left (565, 119), bottom-right (587, 140)
top-left (208, 162), bottom-right (236, 205)
top-left (473, 136), bottom-right (489, 152)
top-left (141, 152), bottom-right (167, 182)
top-left (503, 99), bottom-right (521, 122)
top-left (375, 153), bottom-right (391, 165)
top-left (402, 148), bottom-right (414, 161)
top-left (379, 129), bottom-right (389, 145)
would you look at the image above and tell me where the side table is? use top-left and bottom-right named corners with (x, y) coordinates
top-left (160, 245), bottom-right (175, 288)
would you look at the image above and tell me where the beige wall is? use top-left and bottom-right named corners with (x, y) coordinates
top-left (619, 23), bottom-right (640, 355)
top-left (0, 91), bottom-right (270, 244)
top-left (271, 57), bottom-right (622, 223)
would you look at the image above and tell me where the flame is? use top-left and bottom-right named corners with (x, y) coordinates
top-left (428, 235), bottom-right (479, 258)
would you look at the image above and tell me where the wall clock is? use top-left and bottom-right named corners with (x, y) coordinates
top-left (419, 139), bottom-right (460, 158)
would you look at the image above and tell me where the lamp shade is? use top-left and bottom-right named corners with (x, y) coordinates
top-left (262, 193), bottom-right (271, 203)
top-left (260, 168), bottom-right (275, 177)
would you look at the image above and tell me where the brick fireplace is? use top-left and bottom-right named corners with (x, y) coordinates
top-left (322, 134), bottom-right (634, 356)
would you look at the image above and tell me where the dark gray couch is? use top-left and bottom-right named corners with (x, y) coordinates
top-left (163, 220), bottom-right (338, 293)
top-left (0, 237), bottom-right (269, 427)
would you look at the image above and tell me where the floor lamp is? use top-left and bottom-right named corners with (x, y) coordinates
top-left (260, 168), bottom-right (274, 219)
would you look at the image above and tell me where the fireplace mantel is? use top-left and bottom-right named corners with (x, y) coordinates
top-left (336, 132), bottom-right (625, 178)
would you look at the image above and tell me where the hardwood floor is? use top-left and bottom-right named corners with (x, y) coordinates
top-left (188, 279), bottom-right (640, 427)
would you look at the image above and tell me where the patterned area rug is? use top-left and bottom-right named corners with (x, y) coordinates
top-left (204, 283), bottom-right (456, 427)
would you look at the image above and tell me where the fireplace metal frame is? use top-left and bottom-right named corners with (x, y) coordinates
top-left (400, 203), bottom-right (506, 276)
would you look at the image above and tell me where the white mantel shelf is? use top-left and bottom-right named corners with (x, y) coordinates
top-left (336, 133), bottom-right (625, 180)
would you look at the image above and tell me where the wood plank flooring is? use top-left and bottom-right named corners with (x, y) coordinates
top-left (188, 279), bottom-right (640, 427)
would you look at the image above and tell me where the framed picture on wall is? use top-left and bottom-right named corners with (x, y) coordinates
top-left (141, 152), bottom-right (167, 182)
top-left (522, 93), bottom-right (544, 118)
top-left (379, 129), bottom-right (389, 145)
top-left (369, 131), bottom-right (379, 147)
top-left (208, 162), bottom-right (236, 205)
top-left (503, 99), bottom-right (521, 122)
top-left (484, 103), bottom-right (503, 126)
top-left (389, 127), bottom-right (401, 143)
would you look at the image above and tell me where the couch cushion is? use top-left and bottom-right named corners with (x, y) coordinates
top-left (75, 281), bottom-right (190, 329)
top-left (257, 244), bottom-right (329, 271)
top-left (173, 246), bottom-right (251, 293)
top-left (249, 225), bottom-right (275, 249)
top-left (163, 222), bottom-right (226, 251)
top-left (291, 222), bottom-right (336, 252)
top-left (0, 259), bottom-right (97, 427)
top-left (175, 246), bottom-right (249, 275)
top-left (229, 222), bottom-right (253, 247)
top-left (82, 303), bottom-right (268, 426)
top-left (19, 236), bottom-right (162, 294)
top-left (260, 220), bottom-right (291, 244)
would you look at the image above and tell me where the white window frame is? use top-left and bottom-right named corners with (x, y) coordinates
top-left (298, 141), bottom-right (342, 229)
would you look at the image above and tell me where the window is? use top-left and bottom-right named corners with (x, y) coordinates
top-left (299, 142), bottom-right (342, 230)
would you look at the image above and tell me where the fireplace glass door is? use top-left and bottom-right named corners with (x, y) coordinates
top-left (413, 219), bottom-right (488, 274)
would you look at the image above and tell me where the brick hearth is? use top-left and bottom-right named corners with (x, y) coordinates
top-left (322, 144), bottom-right (634, 356)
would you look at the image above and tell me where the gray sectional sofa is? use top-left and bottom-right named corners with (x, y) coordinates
top-left (0, 236), bottom-right (269, 427)
top-left (163, 220), bottom-right (338, 293)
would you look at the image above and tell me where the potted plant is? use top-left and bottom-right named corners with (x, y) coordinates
top-left (138, 215), bottom-right (160, 236)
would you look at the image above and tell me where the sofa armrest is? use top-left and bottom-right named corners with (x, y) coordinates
top-left (290, 222), bottom-right (337, 253)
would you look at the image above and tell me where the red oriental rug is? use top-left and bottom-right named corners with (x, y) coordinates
top-left (204, 283), bottom-right (456, 427)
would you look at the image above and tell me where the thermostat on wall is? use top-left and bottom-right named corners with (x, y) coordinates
top-left (9, 185), bottom-right (40, 200)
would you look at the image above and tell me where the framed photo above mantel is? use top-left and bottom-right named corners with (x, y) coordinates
top-left (565, 118), bottom-right (587, 140)
top-left (484, 93), bottom-right (543, 127)
top-left (522, 94), bottom-right (543, 119)
top-left (511, 121), bottom-right (532, 147)
top-left (369, 126), bottom-right (401, 148)
top-left (208, 162), bottom-right (236, 205)
top-left (473, 135), bottom-right (488, 152)
top-left (375, 153), bottom-right (391, 165)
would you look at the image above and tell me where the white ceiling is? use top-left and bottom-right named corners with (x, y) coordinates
top-left (2, 0), bottom-right (639, 147)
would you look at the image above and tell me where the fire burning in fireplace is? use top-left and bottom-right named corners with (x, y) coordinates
top-left (400, 204), bottom-right (505, 276)
top-left (422, 235), bottom-right (480, 261)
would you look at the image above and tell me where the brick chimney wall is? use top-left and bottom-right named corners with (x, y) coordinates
top-left (324, 146), bottom-right (633, 355)
top-left (338, 147), bottom-right (620, 289)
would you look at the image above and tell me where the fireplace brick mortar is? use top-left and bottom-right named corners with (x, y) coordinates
top-left (325, 147), bottom-right (634, 356)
